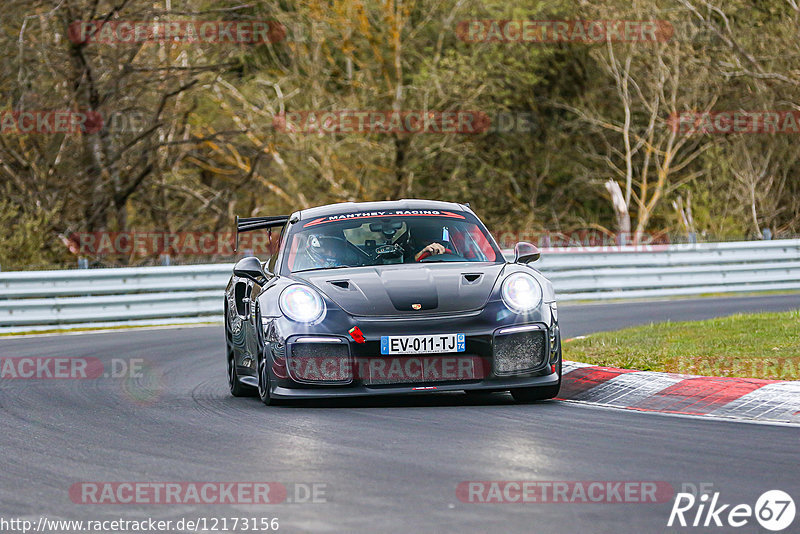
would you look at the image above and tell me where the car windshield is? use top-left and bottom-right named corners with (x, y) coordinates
top-left (284, 210), bottom-right (502, 273)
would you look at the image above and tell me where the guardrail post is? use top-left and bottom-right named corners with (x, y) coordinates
top-left (762, 229), bottom-right (773, 240)
top-left (161, 254), bottom-right (171, 266)
top-left (77, 258), bottom-right (89, 269)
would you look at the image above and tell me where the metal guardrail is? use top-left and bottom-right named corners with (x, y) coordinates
top-left (1, 239), bottom-right (799, 333)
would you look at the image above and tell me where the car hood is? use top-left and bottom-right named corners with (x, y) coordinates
top-left (294, 263), bottom-right (506, 316)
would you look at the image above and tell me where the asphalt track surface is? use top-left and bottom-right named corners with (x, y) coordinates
top-left (0, 294), bottom-right (798, 534)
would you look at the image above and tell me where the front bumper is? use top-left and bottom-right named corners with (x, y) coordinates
top-left (259, 302), bottom-right (561, 398)
top-left (270, 370), bottom-right (560, 399)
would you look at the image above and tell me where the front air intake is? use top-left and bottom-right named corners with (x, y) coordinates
top-left (287, 339), bottom-right (353, 384)
top-left (492, 327), bottom-right (548, 375)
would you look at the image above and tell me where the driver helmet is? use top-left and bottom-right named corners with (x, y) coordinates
top-left (307, 233), bottom-right (344, 268)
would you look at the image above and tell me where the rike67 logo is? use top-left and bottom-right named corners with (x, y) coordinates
top-left (668, 489), bottom-right (795, 531)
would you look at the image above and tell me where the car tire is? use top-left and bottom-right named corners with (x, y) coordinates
top-left (225, 304), bottom-right (256, 397)
top-left (257, 349), bottom-right (281, 406)
top-left (510, 351), bottom-right (562, 403)
top-left (227, 350), bottom-right (255, 397)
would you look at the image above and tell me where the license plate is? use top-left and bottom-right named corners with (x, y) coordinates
top-left (380, 333), bottom-right (465, 355)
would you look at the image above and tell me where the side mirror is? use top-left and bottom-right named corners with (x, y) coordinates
top-left (513, 242), bottom-right (541, 264)
top-left (233, 256), bottom-right (268, 284)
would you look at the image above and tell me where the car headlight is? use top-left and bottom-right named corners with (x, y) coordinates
top-left (279, 284), bottom-right (326, 323)
top-left (501, 272), bottom-right (543, 313)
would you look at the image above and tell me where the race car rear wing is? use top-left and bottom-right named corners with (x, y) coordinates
top-left (235, 215), bottom-right (289, 252)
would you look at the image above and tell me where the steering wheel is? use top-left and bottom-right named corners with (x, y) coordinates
top-left (416, 247), bottom-right (455, 261)
top-left (373, 243), bottom-right (404, 260)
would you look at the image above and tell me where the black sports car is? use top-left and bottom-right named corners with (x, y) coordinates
top-left (224, 200), bottom-right (561, 404)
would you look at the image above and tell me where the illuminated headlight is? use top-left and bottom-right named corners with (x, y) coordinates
top-left (279, 284), bottom-right (326, 323)
top-left (501, 272), bottom-right (543, 313)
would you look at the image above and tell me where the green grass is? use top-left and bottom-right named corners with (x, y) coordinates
top-left (565, 310), bottom-right (800, 380)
